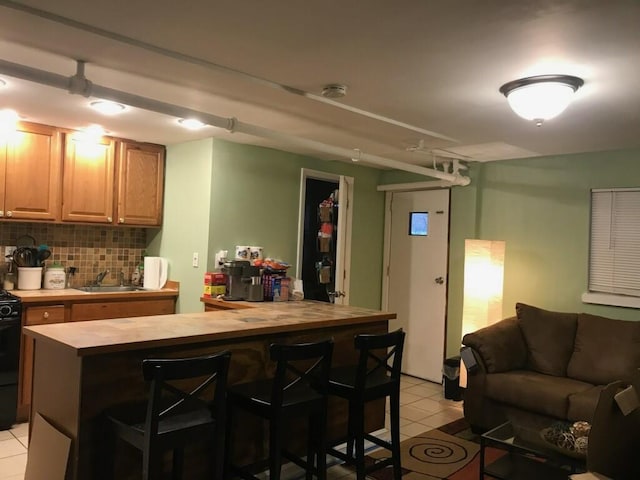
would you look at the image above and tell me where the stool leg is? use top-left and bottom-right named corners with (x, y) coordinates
top-left (316, 406), bottom-right (328, 480)
top-left (306, 415), bottom-right (315, 480)
top-left (172, 448), bottom-right (184, 480)
top-left (389, 391), bottom-right (402, 480)
top-left (353, 408), bottom-right (366, 480)
top-left (346, 400), bottom-right (357, 462)
top-left (269, 420), bottom-right (283, 480)
top-left (224, 403), bottom-right (235, 479)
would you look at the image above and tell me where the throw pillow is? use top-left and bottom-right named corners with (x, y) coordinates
top-left (567, 313), bottom-right (640, 385)
top-left (516, 303), bottom-right (578, 376)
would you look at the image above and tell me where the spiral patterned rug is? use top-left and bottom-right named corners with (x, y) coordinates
top-left (366, 418), bottom-right (504, 480)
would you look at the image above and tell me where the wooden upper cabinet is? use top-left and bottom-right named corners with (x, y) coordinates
top-left (62, 134), bottom-right (116, 223)
top-left (116, 141), bottom-right (165, 226)
top-left (1, 122), bottom-right (62, 221)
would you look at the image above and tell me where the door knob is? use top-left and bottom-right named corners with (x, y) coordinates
top-left (435, 277), bottom-right (444, 284)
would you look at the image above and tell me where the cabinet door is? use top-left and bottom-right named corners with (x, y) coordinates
top-left (62, 134), bottom-right (116, 223)
top-left (3, 122), bottom-right (62, 221)
top-left (117, 141), bottom-right (165, 226)
top-left (20, 305), bottom-right (66, 410)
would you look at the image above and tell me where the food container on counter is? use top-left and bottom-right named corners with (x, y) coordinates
top-left (18, 267), bottom-right (43, 290)
top-left (43, 264), bottom-right (66, 290)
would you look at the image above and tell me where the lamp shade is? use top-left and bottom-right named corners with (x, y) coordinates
top-left (500, 75), bottom-right (583, 125)
top-left (461, 239), bottom-right (506, 338)
top-left (460, 239), bottom-right (505, 388)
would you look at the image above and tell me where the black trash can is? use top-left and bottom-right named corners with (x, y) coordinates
top-left (442, 356), bottom-right (463, 401)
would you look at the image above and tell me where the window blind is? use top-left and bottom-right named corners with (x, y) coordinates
top-left (589, 188), bottom-right (640, 296)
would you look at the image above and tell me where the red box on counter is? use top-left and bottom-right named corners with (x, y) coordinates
top-left (204, 272), bottom-right (227, 285)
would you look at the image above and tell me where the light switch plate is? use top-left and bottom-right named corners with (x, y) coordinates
top-left (192, 252), bottom-right (199, 267)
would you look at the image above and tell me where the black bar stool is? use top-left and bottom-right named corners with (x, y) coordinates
top-left (226, 339), bottom-right (334, 480)
top-left (104, 350), bottom-right (231, 480)
top-left (327, 329), bottom-right (405, 480)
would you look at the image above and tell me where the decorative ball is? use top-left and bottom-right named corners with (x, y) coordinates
top-left (557, 431), bottom-right (577, 451)
top-left (570, 421), bottom-right (591, 438)
top-left (574, 436), bottom-right (589, 455)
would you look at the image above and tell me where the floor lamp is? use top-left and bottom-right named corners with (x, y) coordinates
top-left (459, 239), bottom-right (505, 388)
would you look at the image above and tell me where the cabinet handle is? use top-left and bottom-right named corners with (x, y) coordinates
top-left (43, 312), bottom-right (49, 319)
top-left (6, 211), bottom-right (12, 217)
top-left (107, 217), bottom-right (112, 222)
top-left (119, 217), bottom-right (125, 223)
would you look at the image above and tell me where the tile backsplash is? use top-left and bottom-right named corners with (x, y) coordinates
top-left (1, 223), bottom-right (147, 288)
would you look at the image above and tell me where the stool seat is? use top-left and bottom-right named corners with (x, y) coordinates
top-left (227, 339), bottom-right (334, 480)
top-left (327, 329), bottom-right (405, 480)
top-left (104, 351), bottom-right (231, 480)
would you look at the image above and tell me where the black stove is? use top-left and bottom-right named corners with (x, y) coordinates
top-left (0, 290), bottom-right (22, 319)
top-left (0, 289), bottom-right (22, 429)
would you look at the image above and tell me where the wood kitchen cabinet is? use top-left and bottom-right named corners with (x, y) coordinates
top-left (62, 134), bottom-right (116, 223)
top-left (116, 141), bottom-right (165, 226)
top-left (0, 122), bottom-right (62, 221)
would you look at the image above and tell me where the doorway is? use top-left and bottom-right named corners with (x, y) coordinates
top-left (383, 189), bottom-right (450, 382)
top-left (296, 169), bottom-right (353, 305)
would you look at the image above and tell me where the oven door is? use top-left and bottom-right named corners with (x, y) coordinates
top-left (0, 317), bottom-right (20, 384)
top-left (0, 317), bottom-right (20, 429)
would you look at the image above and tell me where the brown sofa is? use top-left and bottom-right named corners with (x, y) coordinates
top-left (461, 303), bottom-right (640, 432)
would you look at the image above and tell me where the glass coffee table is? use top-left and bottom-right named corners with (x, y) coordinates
top-left (480, 421), bottom-right (587, 480)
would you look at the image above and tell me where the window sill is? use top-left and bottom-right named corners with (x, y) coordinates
top-left (581, 292), bottom-right (640, 309)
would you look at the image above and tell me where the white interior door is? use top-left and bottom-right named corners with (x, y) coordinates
top-left (385, 189), bottom-right (449, 382)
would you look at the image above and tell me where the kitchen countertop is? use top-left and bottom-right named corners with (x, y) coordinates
top-left (12, 285), bottom-right (179, 303)
top-left (24, 301), bottom-right (395, 356)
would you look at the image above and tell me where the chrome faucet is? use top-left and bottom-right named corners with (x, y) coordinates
top-left (119, 271), bottom-right (125, 286)
top-left (95, 270), bottom-right (109, 286)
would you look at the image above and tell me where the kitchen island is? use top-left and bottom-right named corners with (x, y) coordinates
top-left (24, 301), bottom-right (395, 480)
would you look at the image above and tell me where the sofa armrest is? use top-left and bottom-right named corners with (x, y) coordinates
top-left (462, 316), bottom-right (527, 373)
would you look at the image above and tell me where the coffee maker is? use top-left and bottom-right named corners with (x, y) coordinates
top-left (222, 261), bottom-right (263, 302)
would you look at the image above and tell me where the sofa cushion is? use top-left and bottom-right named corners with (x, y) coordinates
top-left (516, 303), bottom-right (578, 376)
top-left (567, 385), bottom-right (605, 423)
top-left (462, 317), bottom-right (527, 373)
top-left (567, 313), bottom-right (640, 385)
top-left (485, 370), bottom-right (593, 420)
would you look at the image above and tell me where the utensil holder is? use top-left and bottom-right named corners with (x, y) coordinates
top-left (18, 267), bottom-right (43, 290)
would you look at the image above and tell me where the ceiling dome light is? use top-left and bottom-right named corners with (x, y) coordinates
top-left (499, 75), bottom-right (584, 126)
top-left (90, 100), bottom-right (126, 115)
top-left (178, 118), bottom-right (206, 130)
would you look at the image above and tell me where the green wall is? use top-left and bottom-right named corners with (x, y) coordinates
top-left (153, 138), bottom-right (386, 313)
top-left (147, 138), bottom-right (214, 313)
top-left (446, 148), bottom-right (640, 356)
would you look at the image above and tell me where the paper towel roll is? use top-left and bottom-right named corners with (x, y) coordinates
top-left (143, 257), bottom-right (168, 290)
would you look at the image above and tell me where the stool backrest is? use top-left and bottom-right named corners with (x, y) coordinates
top-left (142, 351), bottom-right (231, 436)
top-left (354, 329), bottom-right (405, 397)
top-left (269, 339), bottom-right (334, 407)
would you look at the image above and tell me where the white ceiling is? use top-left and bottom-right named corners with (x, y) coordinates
top-left (0, 0), bottom-right (639, 170)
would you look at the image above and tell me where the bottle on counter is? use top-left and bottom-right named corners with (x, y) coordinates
top-left (3, 263), bottom-right (15, 291)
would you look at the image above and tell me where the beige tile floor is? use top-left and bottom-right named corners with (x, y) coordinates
top-left (0, 375), bottom-right (463, 480)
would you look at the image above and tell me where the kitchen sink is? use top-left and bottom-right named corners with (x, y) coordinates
top-left (75, 285), bottom-right (146, 293)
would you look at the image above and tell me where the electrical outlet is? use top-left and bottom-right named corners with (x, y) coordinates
top-left (4, 246), bottom-right (16, 260)
top-left (192, 252), bottom-right (199, 268)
